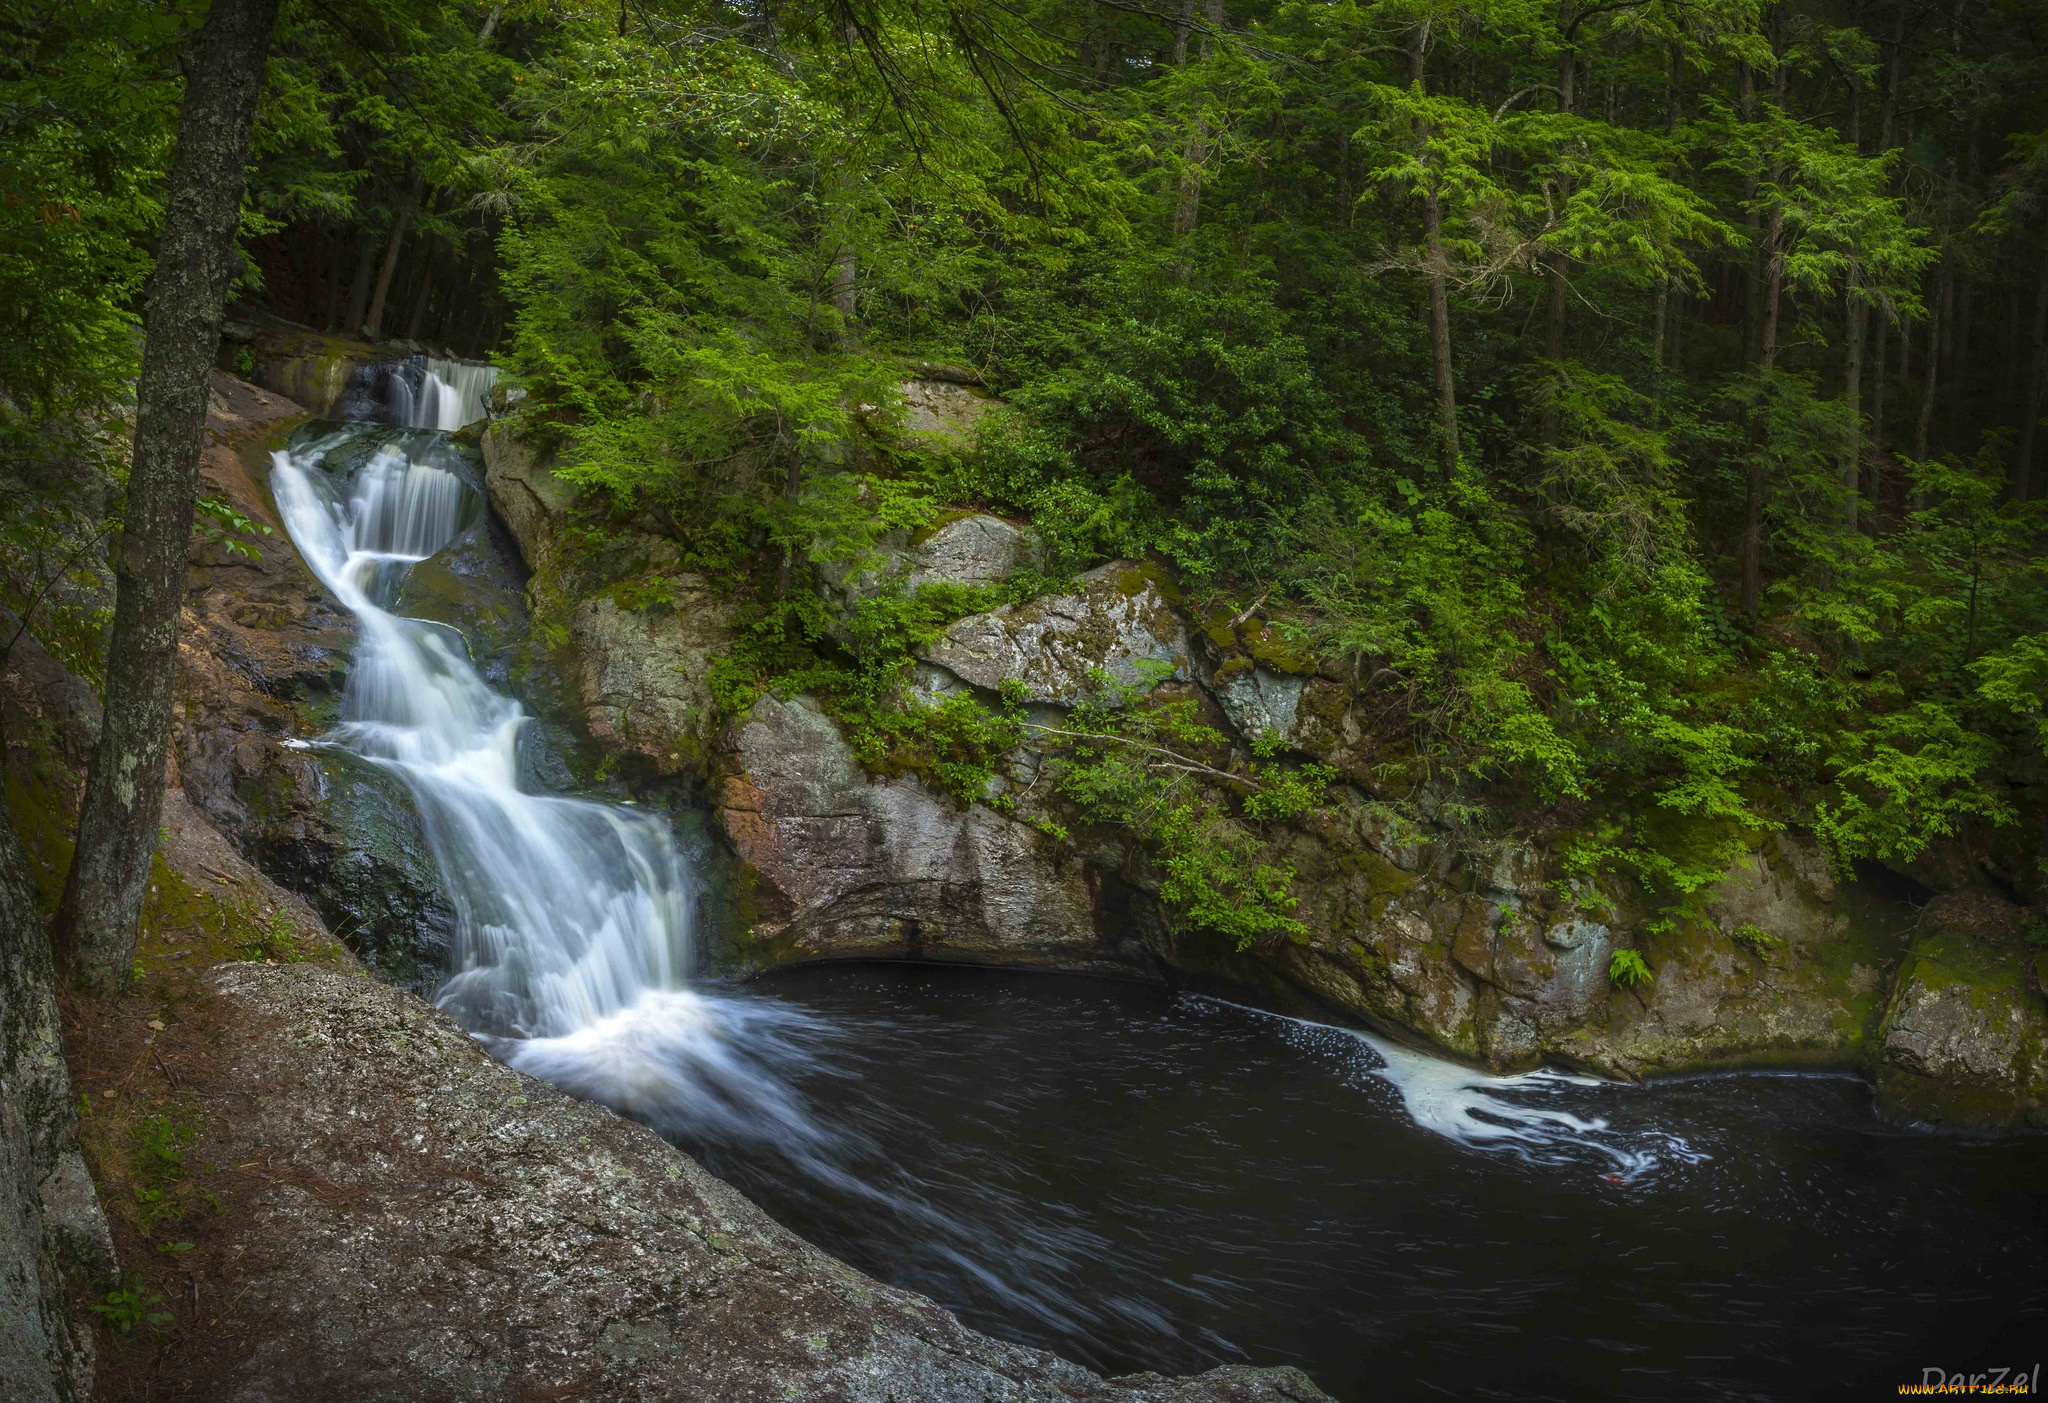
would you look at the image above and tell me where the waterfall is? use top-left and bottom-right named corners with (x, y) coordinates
top-left (269, 426), bottom-right (828, 1140)
top-left (419, 357), bottom-right (497, 431)
top-left (337, 356), bottom-right (498, 431)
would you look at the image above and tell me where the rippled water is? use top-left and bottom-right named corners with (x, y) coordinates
top-left (659, 965), bottom-right (2048, 1403)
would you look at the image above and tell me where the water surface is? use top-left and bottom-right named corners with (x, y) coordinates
top-left (666, 964), bottom-right (2048, 1403)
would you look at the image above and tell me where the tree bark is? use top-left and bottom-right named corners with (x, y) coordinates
top-left (1915, 267), bottom-right (1947, 461)
top-left (1171, 0), bottom-right (1224, 238)
top-left (344, 230), bottom-right (378, 337)
top-left (1538, 18), bottom-right (1575, 446)
top-left (1170, 0), bottom-right (1194, 66)
top-left (365, 170), bottom-right (424, 340)
top-left (1409, 25), bottom-right (1457, 474)
top-left (54, 0), bottom-right (281, 995)
top-left (2013, 230), bottom-right (2048, 501)
top-left (1740, 202), bottom-right (1784, 619)
top-left (1843, 279), bottom-right (1865, 526)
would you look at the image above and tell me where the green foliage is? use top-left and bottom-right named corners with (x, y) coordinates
top-left (1608, 947), bottom-right (1653, 990)
top-left (1729, 922), bottom-right (1778, 959)
top-left (89, 1280), bottom-right (174, 1336)
top-left (129, 1106), bottom-right (214, 1233)
top-left (193, 496), bottom-right (273, 561)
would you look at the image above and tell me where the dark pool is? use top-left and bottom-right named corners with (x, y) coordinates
top-left (651, 965), bottom-right (2044, 1402)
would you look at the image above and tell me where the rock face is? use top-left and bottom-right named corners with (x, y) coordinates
top-left (169, 377), bottom-right (459, 990)
top-left (921, 561), bottom-right (1191, 705)
top-left (717, 695), bottom-right (1114, 969)
top-left (177, 961), bottom-right (1328, 1402)
top-left (1, 637), bottom-right (101, 1403)
top-left (900, 376), bottom-right (996, 447)
top-left (1875, 896), bottom-right (2048, 1129)
top-left (482, 424), bottom-right (736, 777)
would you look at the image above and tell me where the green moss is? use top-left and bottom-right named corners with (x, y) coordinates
top-left (1113, 558), bottom-right (1183, 605)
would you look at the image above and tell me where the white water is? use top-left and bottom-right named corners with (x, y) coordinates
top-left (1237, 999), bottom-right (1708, 1182)
top-left (269, 426), bottom-right (818, 1135)
top-left (414, 358), bottom-right (497, 431)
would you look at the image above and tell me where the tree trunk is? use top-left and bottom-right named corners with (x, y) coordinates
top-left (1843, 279), bottom-right (1865, 525)
top-left (1741, 203), bottom-right (1785, 619)
top-left (344, 230), bottom-right (378, 337)
top-left (1425, 187), bottom-right (1458, 474)
top-left (1172, 0), bottom-right (1224, 239)
top-left (1869, 310), bottom-right (1889, 522)
top-left (365, 170), bottom-right (424, 340)
top-left (405, 250), bottom-right (437, 343)
top-left (1171, 0), bottom-right (1194, 66)
top-left (1538, 27), bottom-right (1575, 446)
top-left (1409, 25), bottom-right (1457, 474)
top-left (1915, 265), bottom-right (1949, 461)
top-left (54, 0), bottom-right (281, 996)
top-left (2013, 230), bottom-right (2048, 501)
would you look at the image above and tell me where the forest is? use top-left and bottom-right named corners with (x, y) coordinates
top-left (8, 0), bottom-right (2046, 941)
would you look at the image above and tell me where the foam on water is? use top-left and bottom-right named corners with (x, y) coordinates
top-left (1218, 997), bottom-right (1707, 1182)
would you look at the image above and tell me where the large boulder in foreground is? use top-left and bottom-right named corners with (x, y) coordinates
top-left (184, 962), bottom-right (1328, 1402)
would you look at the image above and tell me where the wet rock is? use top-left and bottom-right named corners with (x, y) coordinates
top-left (171, 392), bottom-right (460, 993)
top-left (1876, 897), bottom-right (2048, 1129)
top-left (184, 961), bottom-right (1329, 1402)
top-left (716, 694), bottom-right (1112, 970)
top-left (1212, 668), bottom-right (1304, 745)
top-left (921, 561), bottom-right (1191, 706)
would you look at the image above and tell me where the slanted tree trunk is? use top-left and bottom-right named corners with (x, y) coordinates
top-left (344, 230), bottom-right (378, 336)
top-left (54, 0), bottom-right (281, 995)
top-left (365, 170), bottom-right (424, 340)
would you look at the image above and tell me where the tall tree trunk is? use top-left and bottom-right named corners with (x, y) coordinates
top-left (1170, 0), bottom-right (1194, 66)
top-left (1409, 24), bottom-right (1457, 474)
top-left (1869, 310), bottom-right (1889, 522)
top-left (405, 246), bottom-right (438, 343)
top-left (54, 0), bottom-right (282, 995)
top-left (364, 170), bottom-right (424, 340)
top-left (1648, 42), bottom-right (1681, 427)
top-left (1915, 266), bottom-right (1948, 461)
top-left (1172, 0), bottom-right (1224, 239)
top-left (1843, 279), bottom-right (1865, 525)
top-left (1538, 20), bottom-right (1575, 446)
top-left (344, 230), bottom-right (377, 337)
top-left (1741, 202), bottom-right (1785, 619)
top-left (2013, 229), bottom-right (2048, 501)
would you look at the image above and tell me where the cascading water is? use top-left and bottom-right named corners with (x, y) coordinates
top-left (338, 355), bottom-right (499, 431)
top-left (269, 425), bottom-right (830, 1146)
